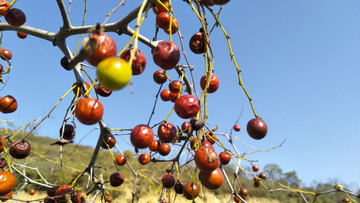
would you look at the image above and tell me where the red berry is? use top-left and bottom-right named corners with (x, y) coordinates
top-left (9, 139), bottom-right (31, 159)
top-left (130, 125), bottom-right (154, 149)
top-left (219, 151), bottom-right (231, 165)
top-left (233, 124), bottom-right (241, 132)
top-left (158, 123), bottom-right (177, 143)
top-left (153, 41), bottom-right (180, 70)
top-left (0, 95), bottom-right (17, 114)
top-left (259, 172), bottom-right (266, 179)
top-left (158, 143), bottom-right (171, 156)
top-left (29, 188), bottom-right (35, 195)
top-left (160, 89), bottom-right (171, 102)
top-left (174, 95), bottom-right (200, 119)
top-left (75, 98), bottom-right (104, 125)
top-left (153, 69), bottom-right (167, 84)
top-left (86, 33), bottom-right (117, 67)
top-left (120, 48), bottom-right (147, 75)
top-left (169, 80), bottom-right (181, 93)
top-left (149, 140), bottom-right (160, 152)
top-left (5, 8), bottom-right (26, 27)
top-left (247, 118), bottom-right (268, 140)
top-left (200, 73), bottom-right (219, 93)
top-left (116, 155), bottom-right (127, 166)
top-left (162, 174), bottom-right (175, 188)
top-left (110, 172), bottom-right (124, 187)
top-left (138, 153), bottom-right (150, 165)
top-left (181, 121), bottom-right (192, 134)
top-left (101, 134), bottom-right (116, 149)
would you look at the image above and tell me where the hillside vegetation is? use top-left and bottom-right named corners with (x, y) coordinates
top-left (0, 129), bottom-right (356, 202)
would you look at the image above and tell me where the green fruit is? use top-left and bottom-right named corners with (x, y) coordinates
top-left (96, 57), bottom-right (132, 90)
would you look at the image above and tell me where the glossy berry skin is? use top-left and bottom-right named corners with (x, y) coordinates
top-left (212, 0), bottom-right (230, 5)
top-left (194, 141), bottom-right (219, 172)
top-left (72, 81), bottom-right (90, 96)
top-left (149, 140), bottom-right (160, 152)
top-left (163, 17), bottom-right (178, 34)
top-left (16, 31), bottom-right (27, 39)
top-left (201, 0), bottom-right (215, 6)
top-left (169, 92), bottom-right (179, 103)
top-left (219, 151), bottom-right (231, 165)
top-left (204, 131), bottom-right (217, 145)
top-left (247, 118), bottom-right (268, 140)
top-left (152, 1), bottom-right (169, 14)
top-left (17, 31), bottom-right (27, 39)
top-left (153, 41), bottom-right (180, 70)
top-left (233, 124), bottom-right (241, 132)
top-left (101, 134), bottom-right (116, 149)
top-left (174, 95), bottom-right (200, 119)
top-left (156, 12), bottom-right (171, 29)
top-left (169, 80), bottom-right (181, 93)
top-left (9, 140), bottom-right (31, 159)
top-left (155, 12), bottom-right (178, 34)
top-left (138, 153), bottom-right (150, 165)
top-left (59, 124), bottom-right (75, 140)
top-left (75, 98), bottom-right (104, 125)
top-left (189, 32), bottom-right (209, 54)
top-left (110, 172), bottom-right (124, 187)
top-left (252, 165), bottom-right (259, 172)
top-left (198, 167), bottom-right (223, 189)
top-left (5, 8), bottom-right (26, 27)
top-left (158, 143), bottom-right (171, 156)
top-left (0, 64), bottom-right (3, 72)
top-left (0, 95), bottom-right (17, 114)
top-left (60, 56), bottom-right (71, 71)
top-left (174, 182), bottom-right (185, 194)
top-left (181, 121), bottom-right (192, 134)
top-left (0, 0), bottom-right (10, 16)
top-left (86, 33), bottom-right (117, 67)
top-left (55, 185), bottom-right (73, 202)
top-left (95, 84), bottom-right (112, 97)
top-left (239, 187), bottom-right (248, 199)
top-left (160, 89), bottom-right (171, 102)
top-left (183, 182), bottom-right (199, 200)
top-left (29, 188), bottom-right (35, 195)
top-left (116, 155), bottom-right (127, 166)
top-left (120, 48), bottom-right (147, 75)
top-left (259, 172), bottom-right (267, 179)
top-left (162, 174), bottom-right (175, 188)
top-left (200, 73), bottom-right (219, 93)
top-left (1, 49), bottom-right (12, 60)
top-left (130, 125), bottom-right (154, 149)
top-left (158, 123), bottom-right (177, 143)
top-left (0, 171), bottom-right (15, 196)
top-left (153, 69), bottom-right (167, 84)
top-left (190, 137), bottom-right (199, 151)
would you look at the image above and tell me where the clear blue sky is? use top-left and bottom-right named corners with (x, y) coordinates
top-left (0, 0), bottom-right (359, 191)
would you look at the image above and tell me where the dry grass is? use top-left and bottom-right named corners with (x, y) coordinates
top-left (12, 189), bottom-right (280, 203)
